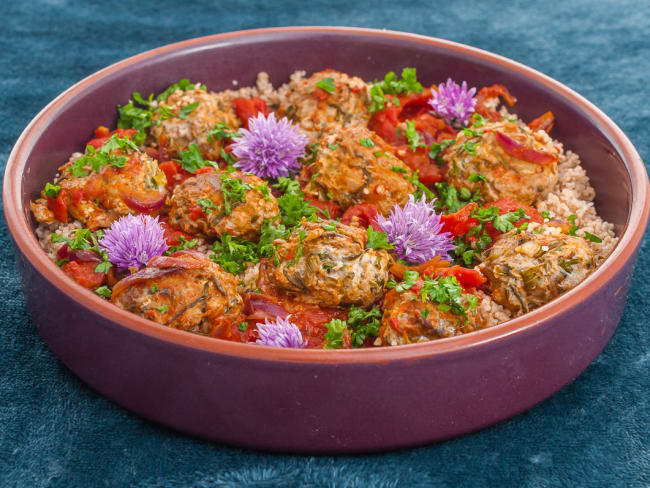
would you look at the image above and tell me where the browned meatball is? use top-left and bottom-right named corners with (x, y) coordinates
top-left (30, 139), bottom-right (167, 230)
top-left (150, 88), bottom-right (240, 160)
top-left (111, 250), bottom-right (243, 335)
top-left (478, 224), bottom-right (596, 314)
top-left (278, 70), bottom-right (370, 141)
top-left (378, 284), bottom-right (487, 346)
top-left (302, 125), bottom-right (415, 215)
top-left (272, 220), bottom-right (392, 307)
top-left (444, 120), bottom-right (560, 205)
top-left (169, 169), bottom-right (279, 240)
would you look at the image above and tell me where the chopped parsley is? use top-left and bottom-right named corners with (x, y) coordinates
top-left (316, 77), bottom-right (336, 94)
top-left (386, 270), bottom-right (419, 293)
top-left (328, 143), bottom-right (340, 151)
top-left (211, 234), bottom-right (259, 275)
top-left (428, 138), bottom-right (455, 163)
top-left (156, 78), bottom-right (202, 102)
top-left (323, 319), bottom-right (347, 349)
top-left (220, 173), bottom-right (250, 215)
top-left (165, 235), bottom-right (199, 255)
top-left (434, 182), bottom-right (480, 213)
top-left (348, 306), bottom-right (382, 347)
top-left (238, 321), bottom-right (249, 332)
top-left (156, 305), bottom-right (169, 314)
top-left (359, 138), bottom-right (375, 148)
top-left (94, 286), bottom-right (112, 299)
top-left (405, 120), bottom-right (425, 151)
top-left (273, 176), bottom-right (302, 196)
top-left (208, 122), bottom-right (241, 142)
top-left (366, 226), bottom-right (393, 250)
top-left (369, 67), bottom-right (423, 113)
top-left (407, 171), bottom-right (436, 201)
top-left (177, 143), bottom-right (213, 173)
top-left (277, 191), bottom-right (320, 228)
top-left (419, 275), bottom-right (476, 319)
top-left (178, 102), bottom-right (199, 119)
top-left (68, 134), bottom-right (139, 178)
top-left (583, 231), bottom-right (602, 243)
top-left (43, 183), bottom-right (61, 198)
top-left (197, 197), bottom-right (217, 215)
top-left (391, 166), bottom-right (408, 173)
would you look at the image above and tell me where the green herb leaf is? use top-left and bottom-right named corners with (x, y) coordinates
top-left (94, 286), bottom-right (112, 299)
top-left (366, 226), bottom-right (394, 251)
top-left (316, 77), bottom-right (336, 94)
top-left (348, 305), bottom-right (382, 347)
top-left (43, 182), bottom-right (61, 198)
top-left (323, 319), bottom-right (347, 349)
top-left (583, 231), bottom-right (602, 243)
top-left (405, 120), bottom-right (425, 151)
top-left (359, 138), bottom-right (375, 148)
top-left (238, 321), bottom-right (249, 332)
top-left (197, 197), bottom-right (217, 215)
top-left (178, 102), bottom-right (199, 119)
top-left (156, 305), bottom-right (169, 313)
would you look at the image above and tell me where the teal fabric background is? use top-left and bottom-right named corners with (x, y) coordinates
top-left (1, 1), bottom-right (649, 486)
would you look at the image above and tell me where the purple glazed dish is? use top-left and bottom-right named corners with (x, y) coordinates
top-left (3, 27), bottom-right (649, 453)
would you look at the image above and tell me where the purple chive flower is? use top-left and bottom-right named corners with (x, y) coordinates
top-left (231, 112), bottom-right (308, 179)
top-left (375, 195), bottom-right (455, 264)
top-left (98, 214), bottom-right (168, 270)
top-left (255, 315), bottom-right (307, 348)
top-left (428, 78), bottom-right (477, 126)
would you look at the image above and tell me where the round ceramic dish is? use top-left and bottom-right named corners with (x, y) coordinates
top-left (4, 27), bottom-right (649, 453)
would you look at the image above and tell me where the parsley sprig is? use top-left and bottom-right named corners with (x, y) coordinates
top-left (68, 134), bottom-right (139, 178)
top-left (369, 68), bottom-right (423, 113)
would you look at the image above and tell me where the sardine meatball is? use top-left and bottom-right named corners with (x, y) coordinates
top-left (378, 285), bottom-right (486, 346)
top-left (150, 88), bottom-right (240, 160)
top-left (111, 250), bottom-right (243, 335)
top-left (30, 138), bottom-right (167, 230)
top-left (478, 224), bottom-right (596, 313)
top-left (444, 121), bottom-right (560, 205)
top-left (278, 70), bottom-right (370, 140)
top-left (272, 220), bottom-right (392, 307)
top-left (302, 126), bottom-right (415, 215)
top-left (169, 169), bottom-right (279, 240)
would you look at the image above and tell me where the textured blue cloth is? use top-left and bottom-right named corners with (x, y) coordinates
top-left (1, 1), bottom-right (649, 486)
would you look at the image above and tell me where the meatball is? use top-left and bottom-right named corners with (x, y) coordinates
top-left (302, 126), bottom-right (416, 215)
top-left (444, 120), bottom-right (560, 205)
top-left (150, 88), bottom-right (240, 160)
top-left (378, 286), bottom-right (487, 346)
top-left (169, 169), bottom-right (279, 240)
top-left (30, 141), bottom-right (167, 230)
top-left (478, 224), bottom-right (596, 314)
top-left (278, 70), bottom-right (370, 140)
top-left (272, 220), bottom-right (392, 307)
top-left (111, 250), bottom-right (243, 335)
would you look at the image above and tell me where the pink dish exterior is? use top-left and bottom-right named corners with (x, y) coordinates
top-left (4, 27), bottom-right (649, 453)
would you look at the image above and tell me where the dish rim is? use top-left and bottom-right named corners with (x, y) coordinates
top-left (4, 26), bottom-right (649, 364)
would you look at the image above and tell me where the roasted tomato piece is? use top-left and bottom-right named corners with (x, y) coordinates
top-left (394, 146), bottom-right (443, 185)
top-left (160, 219), bottom-right (196, 247)
top-left (46, 190), bottom-right (69, 222)
top-left (232, 97), bottom-right (270, 128)
top-left (528, 111), bottom-right (555, 133)
top-left (341, 203), bottom-right (381, 231)
top-left (431, 265), bottom-right (487, 288)
top-left (367, 100), bottom-right (404, 145)
top-left (475, 84), bottom-right (517, 121)
top-left (62, 260), bottom-right (106, 289)
top-left (158, 160), bottom-right (193, 192)
top-left (396, 89), bottom-right (433, 121)
top-left (86, 127), bottom-right (137, 149)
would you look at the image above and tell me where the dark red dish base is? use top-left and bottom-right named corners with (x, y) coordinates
top-left (4, 27), bottom-right (649, 453)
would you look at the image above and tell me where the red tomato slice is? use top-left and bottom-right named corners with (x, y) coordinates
top-left (232, 97), bottom-right (270, 128)
top-left (341, 203), bottom-right (381, 231)
top-left (62, 261), bottom-right (106, 289)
